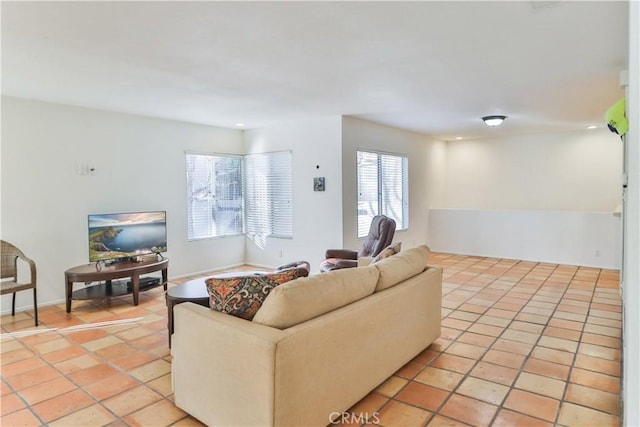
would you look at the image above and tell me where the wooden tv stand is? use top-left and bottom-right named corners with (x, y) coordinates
top-left (65, 256), bottom-right (168, 313)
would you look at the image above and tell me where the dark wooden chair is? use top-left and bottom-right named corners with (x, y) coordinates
top-left (1, 240), bottom-right (38, 326)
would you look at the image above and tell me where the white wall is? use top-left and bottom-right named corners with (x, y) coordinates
top-left (341, 117), bottom-right (444, 251)
top-left (443, 129), bottom-right (622, 211)
top-left (430, 209), bottom-right (620, 269)
top-left (243, 116), bottom-right (446, 271)
top-left (430, 129), bottom-right (624, 268)
top-left (622, 1), bottom-right (639, 424)
top-left (243, 116), bottom-right (344, 272)
top-left (1, 97), bottom-right (246, 312)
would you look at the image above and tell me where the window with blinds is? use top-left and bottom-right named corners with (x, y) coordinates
top-left (186, 153), bottom-right (243, 240)
top-left (244, 151), bottom-right (293, 239)
top-left (186, 151), bottom-right (293, 241)
top-left (357, 150), bottom-right (408, 237)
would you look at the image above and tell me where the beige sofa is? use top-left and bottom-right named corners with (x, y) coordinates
top-left (172, 245), bottom-right (442, 427)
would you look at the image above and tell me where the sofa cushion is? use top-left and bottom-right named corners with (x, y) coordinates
top-left (205, 269), bottom-right (304, 320)
top-left (371, 242), bottom-right (402, 263)
top-left (252, 266), bottom-right (379, 329)
top-left (374, 245), bottom-right (430, 292)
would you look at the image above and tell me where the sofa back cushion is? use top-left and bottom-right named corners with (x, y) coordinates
top-left (374, 245), bottom-right (430, 292)
top-left (205, 269), bottom-right (305, 320)
top-left (252, 266), bottom-right (379, 329)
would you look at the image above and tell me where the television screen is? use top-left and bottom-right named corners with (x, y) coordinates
top-left (88, 211), bottom-right (167, 262)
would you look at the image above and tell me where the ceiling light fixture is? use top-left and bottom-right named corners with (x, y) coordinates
top-left (586, 125), bottom-right (598, 129)
top-left (482, 115), bottom-right (507, 127)
top-left (235, 123), bottom-right (245, 127)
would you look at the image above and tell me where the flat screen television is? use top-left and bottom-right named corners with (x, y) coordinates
top-left (88, 211), bottom-right (167, 263)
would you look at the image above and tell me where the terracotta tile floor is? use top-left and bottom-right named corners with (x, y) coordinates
top-left (1, 254), bottom-right (622, 426)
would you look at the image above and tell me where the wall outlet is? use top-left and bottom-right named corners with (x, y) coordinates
top-left (77, 163), bottom-right (96, 175)
top-left (595, 250), bottom-right (602, 257)
top-left (278, 250), bottom-right (283, 258)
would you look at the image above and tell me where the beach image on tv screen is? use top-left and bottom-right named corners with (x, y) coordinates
top-left (88, 211), bottom-right (167, 262)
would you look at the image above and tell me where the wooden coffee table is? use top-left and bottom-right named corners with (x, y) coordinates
top-left (165, 270), bottom-right (266, 346)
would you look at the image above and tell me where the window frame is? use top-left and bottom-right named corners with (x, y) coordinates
top-left (185, 151), bottom-right (244, 241)
top-left (244, 150), bottom-right (293, 240)
top-left (356, 149), bottom-right (409, 238)
top-left (185, 150), bottom-right (293, 241)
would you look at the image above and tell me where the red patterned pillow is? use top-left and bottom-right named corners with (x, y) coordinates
top-left (205, 269), bottom-right (304, 320)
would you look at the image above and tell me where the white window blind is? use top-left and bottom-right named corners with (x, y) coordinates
top-left (244, 151), bottom-right (293, 239)
top-left (357, 150), bottom-right (408, 237)
top-left (186, 153), bottom-right (243, 240)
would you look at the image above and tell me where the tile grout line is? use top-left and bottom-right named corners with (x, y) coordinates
top-left (555, 268), bottom-right (623, 422)
top-left (368, 254), bottom-right (501, 426)
top-left (457, 258), bottom-right (556, 427)
top-left (1, 257), bottom-right (622, 427)
top-left (389, 255), bottom-right (547, 426)
top-left (497, 261), bottom-right (582, 427)
top-left (425, 257), bottom-right (592, 426)
top-left (4, 295), bottom-right (177, 425)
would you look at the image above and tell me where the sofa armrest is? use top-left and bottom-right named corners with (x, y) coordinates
top-left (358, 256), bottom-right (373, 267)
top-left (172, 303), bottom-right (286, 427)
top-left (325, 249), bottom-right (358, 259)
top-left (333, 259), bottom-right (358, 269)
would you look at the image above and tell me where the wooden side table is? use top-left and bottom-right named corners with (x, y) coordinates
top-left (65, 256), bottom-right (168, 313)
top-left (166, 278), bottom-right (210, 346)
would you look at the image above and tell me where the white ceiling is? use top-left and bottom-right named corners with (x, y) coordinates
top-left (1, 1), bottom-right (629, 140)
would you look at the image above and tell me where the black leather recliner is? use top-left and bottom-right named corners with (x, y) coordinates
top-left (320, 215), bottom-right (396, 272)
